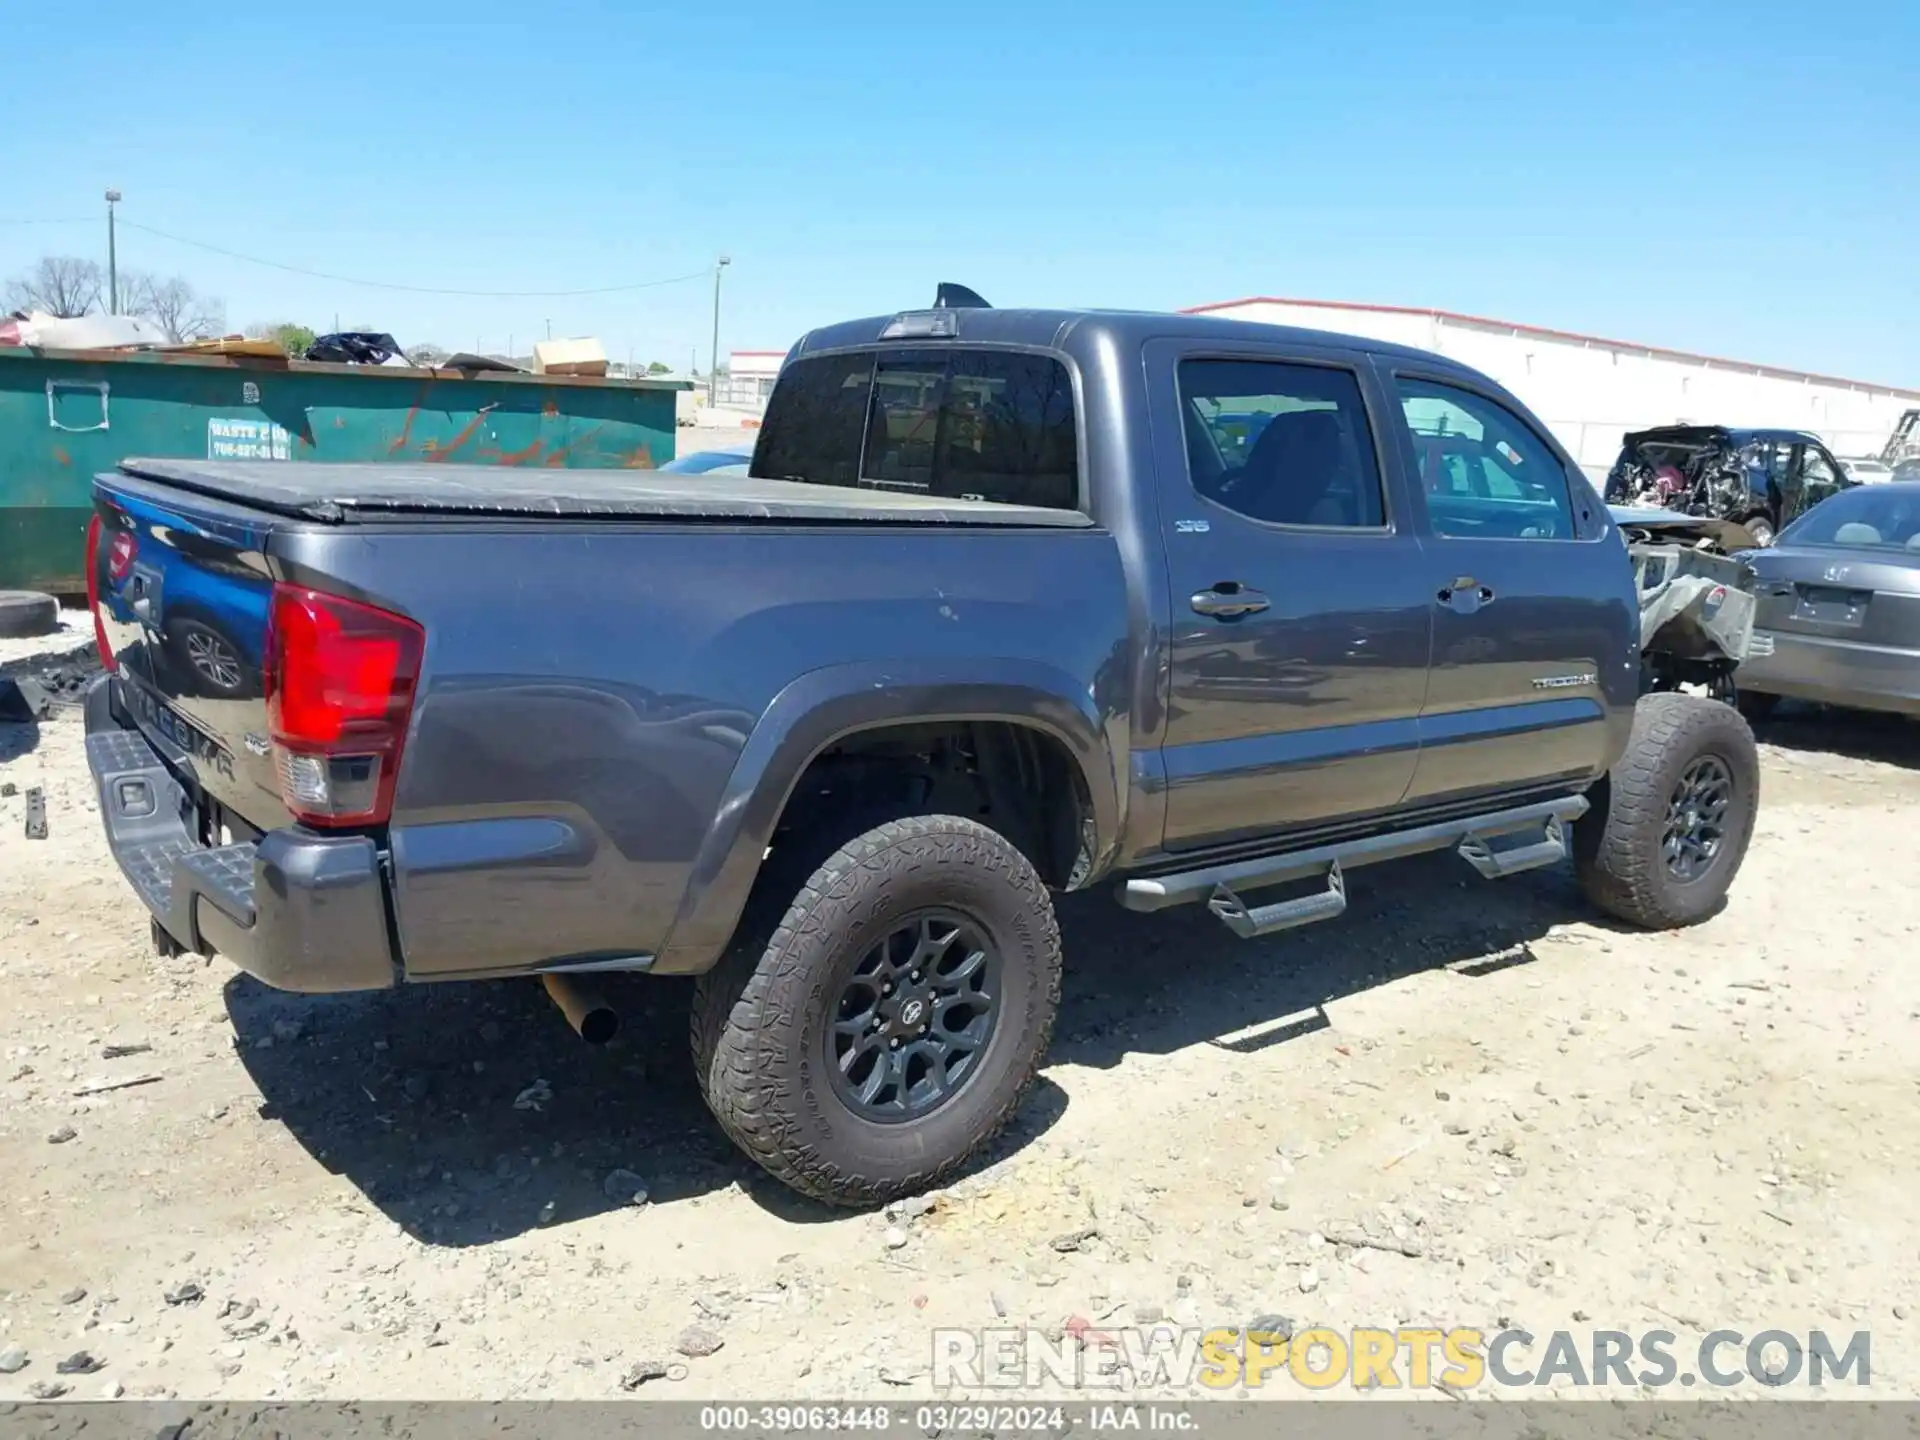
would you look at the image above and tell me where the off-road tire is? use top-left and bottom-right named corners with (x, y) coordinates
top-left (0, 590), bottom-right (59, 640)
top-left (690, 814), bottom-right (1062, 1207)
top-left (1574, 691), bottom-right (1759, 929)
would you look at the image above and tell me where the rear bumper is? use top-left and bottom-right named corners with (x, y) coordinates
top-left (1739, 629), bottom-right (1920, 716)
top-left (84, 675), bottom-right (399, 992)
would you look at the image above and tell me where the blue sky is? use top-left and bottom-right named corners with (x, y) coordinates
top-left (4, 0), bottom-right (1916, 383)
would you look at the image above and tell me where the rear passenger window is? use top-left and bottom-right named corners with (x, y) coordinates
top-left (752, 348), bottom-right (1080, 511)
top-left (1178, 360), bottom-right (1386, 527)
top-left (1395, 378), bottom-right (1576, 540)
top-left (938, 352), bottom-right (1078, 508)
top-left (753, 352), bottom-right (874, 488)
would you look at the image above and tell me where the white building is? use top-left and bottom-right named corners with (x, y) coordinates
top-left (715, 349), bottom-right (786, 411)
top-left (1183, 297), bottom-right (1920, 480)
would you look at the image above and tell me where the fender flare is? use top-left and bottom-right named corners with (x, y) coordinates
top-left (650, 657), bottom-right (1122, 973)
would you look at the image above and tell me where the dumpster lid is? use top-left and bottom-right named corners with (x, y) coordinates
top-left (109, 457), bottom-right (1095, 529)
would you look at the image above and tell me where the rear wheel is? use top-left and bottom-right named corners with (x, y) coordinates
top-left (1575, 692), bottom-right (1759, 929)
top-left (1743, 514), bottom-right (1776, 547)
top-left (690, 814), bottom-right (1061, 1206)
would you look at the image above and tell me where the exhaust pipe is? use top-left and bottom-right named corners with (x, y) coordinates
top-left (542, 973), bottom-right (619, 1045)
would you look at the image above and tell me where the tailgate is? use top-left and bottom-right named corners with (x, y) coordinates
top-left (91, 477), bottom-right (290, 832)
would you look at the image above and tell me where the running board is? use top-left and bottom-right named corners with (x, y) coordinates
top-left (1458, 814), bottom-right (1571, 879)
top-left (1120, 795), bottom-right (1588, 926)
top-left (1209, 862), bottom-right (1348, 939)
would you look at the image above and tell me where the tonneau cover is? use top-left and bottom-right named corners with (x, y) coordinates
top-left (110, 457), bottom-right (1095, 528)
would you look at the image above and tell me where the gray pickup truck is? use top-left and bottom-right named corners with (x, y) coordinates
top-left (81, 295), bottom-right (1760, 1205)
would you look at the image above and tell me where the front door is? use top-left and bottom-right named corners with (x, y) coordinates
top-left (1146, 341), bottom-right (1434, 851)
top-left (1382, 368), bottom-right (1638, 806)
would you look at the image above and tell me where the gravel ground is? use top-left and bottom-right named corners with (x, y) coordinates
top-left (2, 696), bottom-right (1917, 1403)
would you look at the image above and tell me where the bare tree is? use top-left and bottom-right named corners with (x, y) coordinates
top-left (125, 272), bottom-right (227, 343)
top-left (405, 342), bottom-right (451, 367)
top-left (3, 256), bottom-right (104, 318)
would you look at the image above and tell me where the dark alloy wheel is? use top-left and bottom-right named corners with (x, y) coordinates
top-left (167, 616), bottom-right (255, 697)
top-left (1662, 755), bottom-right (1732, 883)
top-left (184, 626), bottom-right (244, 692)
top-left (1575, 691), bottom-right (1759, 929)
top-left (691, 813), bottom-right (1062, 1207)
top-left (827, 910), bottom-right (1001, 1122)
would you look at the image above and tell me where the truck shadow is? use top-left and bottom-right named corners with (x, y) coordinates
top-left (1746, 700), bottom-right (1920, 772)
top-left (1049, 849), bottom-right (1613, 1068)
top-left (0, 717), bottom-right (40, 762)
top-left (225, 851), bottom-right (1612, 1243)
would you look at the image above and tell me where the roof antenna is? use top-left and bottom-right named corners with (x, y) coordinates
top-left (934, 283), bottom-right (991, 310)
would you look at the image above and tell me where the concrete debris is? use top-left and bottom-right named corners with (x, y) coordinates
top-left (621, 1358), bottom-right (670, 1389)
top-left (675, 1326), bottom-right (724, 1359)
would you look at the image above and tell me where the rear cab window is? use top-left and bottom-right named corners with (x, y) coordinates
top-left (752, 348), bottom-right (1080, 511)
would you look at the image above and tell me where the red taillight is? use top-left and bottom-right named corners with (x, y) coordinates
top-left (108, 530), bottom-right (136, 582)
top-left (84, 515), bottom-right (117, 673)
top-left (264, 583), bottom-right (424, 828)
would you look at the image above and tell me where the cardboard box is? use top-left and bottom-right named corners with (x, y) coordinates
top-left (533, 337), bottom-right (609, 377)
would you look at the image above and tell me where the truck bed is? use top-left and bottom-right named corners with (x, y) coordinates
top-left (117, 457), bottom-right (1096, 528)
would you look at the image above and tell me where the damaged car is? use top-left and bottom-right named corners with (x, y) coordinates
top-left (1611, 505), bottom-right (1760, 704)
top-left (1605, 426), bottom-right (1850, 547)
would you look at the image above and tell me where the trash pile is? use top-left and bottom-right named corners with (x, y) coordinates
top-left (5, 308), bottom-right (624, 379)
top-left (0, 311), bottom-right (169, 349)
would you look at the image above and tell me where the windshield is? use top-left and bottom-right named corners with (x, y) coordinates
top-left (1779, 486), bottom-right (1920, 552)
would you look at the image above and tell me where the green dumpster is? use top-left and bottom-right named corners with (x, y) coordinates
top-left (0, 347), bottom-right (690, 592)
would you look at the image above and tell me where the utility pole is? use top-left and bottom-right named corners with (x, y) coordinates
top-left (104, 189), bottom-right (121, 314)
top-left (545, 318), bottom-right (552, 340)
top-left (709, 254), bottom-right (731, 407)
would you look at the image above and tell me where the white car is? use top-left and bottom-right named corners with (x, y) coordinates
top-left (1840, 457), bottom-right (1894, 484)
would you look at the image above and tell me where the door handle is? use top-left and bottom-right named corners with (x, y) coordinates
top-left (1191, 583), bottom-right (1271, 618)
top-left (1437, 578), bottom-right (1496, 615)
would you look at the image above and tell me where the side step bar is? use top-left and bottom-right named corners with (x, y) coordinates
top-left (1121, 795), bottom-right (1587, 937)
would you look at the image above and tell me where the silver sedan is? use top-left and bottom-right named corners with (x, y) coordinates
top-left (1736, 481), bottom-right (1920, 719)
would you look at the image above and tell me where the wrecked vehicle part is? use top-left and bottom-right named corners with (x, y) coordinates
top-left (1605, 426), bottom-right (1848, 545)
top-left (1613, 505), bottom-right (1758, 700)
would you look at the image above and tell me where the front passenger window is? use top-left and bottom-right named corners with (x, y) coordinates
top-left (1396, 378), bottom-right (1576, 540)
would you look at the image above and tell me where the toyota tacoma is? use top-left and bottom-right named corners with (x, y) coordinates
top-left (80, 293), bottom-right (1761, 1205)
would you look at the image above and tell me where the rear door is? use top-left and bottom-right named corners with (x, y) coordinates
top-left (1145, 339), bottom-right (1433, 850)
top-left (1378, 365), bottom-right (1637, 806)
top-left (1798, 443), bottom-right (1846, 513)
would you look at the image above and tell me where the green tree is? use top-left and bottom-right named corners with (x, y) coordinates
top-left (646, 360), bottom-right (671, 375)
top-left (247, 321), bottom-right (317, 358)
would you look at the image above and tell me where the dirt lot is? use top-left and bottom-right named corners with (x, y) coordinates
top-left (2, 686), bottom-right (1917, 1403)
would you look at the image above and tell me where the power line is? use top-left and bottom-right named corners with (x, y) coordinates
top-left (116, 218), bottom-right (713, 298)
